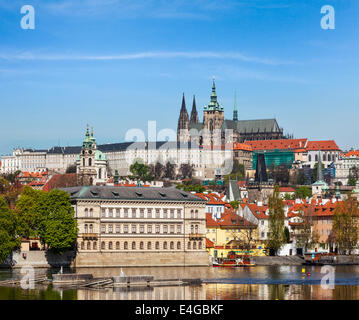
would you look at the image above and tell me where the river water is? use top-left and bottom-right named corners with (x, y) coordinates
top-left (1, 265), bottom-right (359, 300)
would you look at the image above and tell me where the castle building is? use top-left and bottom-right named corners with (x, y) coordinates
top-left (177, 79), bottom-right (284, 146)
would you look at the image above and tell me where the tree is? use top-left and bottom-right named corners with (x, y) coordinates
top-left (332, 194), bottom-right (359, 255)
top-left (230, 201), bottom-right (239, 210)
top-left (312, 162), bottom-right (324, 183)
top-left (267, 185), bottom-right (286, 255)
top-left (16, 186), bottom-right (43, 238)
top-left (295, 186), bottom-right (312, 199)
top-left (231, 160), bottom-right (245, 178)
top-left (0, 177), bottom-right (11, 195)
top-left (149, 162), bottom-right (165, 180)
top-left (284, 226), bottom-right (290, 243)
top-left (348, 174), bottom-right (356, 186)
top-left (65, 164), bottom-right (77, 174)
top-left (164, 161), bottom-right (176, 180)
top-left (350, 166), bottom-right (359, 181)
top-left (292, 208), bottom-right (319, 251)
top-left (35, 189), bottom-right (78, 254)
top-left (178, 163), bottom-right (194, 180)
top-left (129, 160), bottom-right (153, 183)
top-left (284, 193), bottom-right (292, 200)
top-left (0, 197), bottom-right (21, 263)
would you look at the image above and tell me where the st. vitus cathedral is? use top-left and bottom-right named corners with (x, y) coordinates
top-left (177, 79), bottom-right (284, 147)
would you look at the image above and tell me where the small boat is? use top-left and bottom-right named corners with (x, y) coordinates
top-left (213, 252), bottom-right (255, 267)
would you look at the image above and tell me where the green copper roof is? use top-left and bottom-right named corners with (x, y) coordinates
top-left (205, 78), bottom-right (222, 111)
top-left (95, 149), bottom-right (106, 161)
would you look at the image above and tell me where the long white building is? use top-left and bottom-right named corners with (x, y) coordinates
top-left (0, 136), bottom-right (233, 180)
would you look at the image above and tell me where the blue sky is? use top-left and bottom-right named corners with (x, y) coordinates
top-left (0, 0), bottom-right (358, 156)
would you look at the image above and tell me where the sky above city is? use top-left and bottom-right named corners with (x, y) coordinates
top-left (0, 0), bottom-right (358, 156)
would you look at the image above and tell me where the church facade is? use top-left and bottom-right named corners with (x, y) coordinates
top-left (177, 79), bottom-right (284, 146)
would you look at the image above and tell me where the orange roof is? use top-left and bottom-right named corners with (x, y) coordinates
top-left (195, 193), bottom-right (226, 205)
top-left (43, 173), bottom-right (78, 192)
top-left (233, 142), bottom-right (252, 152)
top-left (306, 140), bottom-right (340, 151)
top-left (343, 150), bottom-right (359, 157)
top-left (206, 211), bottom-right (254, 228)
top-left (246, 203), bottom-right (269, 219)
top-left (279, 187), bottom-right (295, 193)
top-left (245, 138), bottom-right (308, 151)
top-left (206, 238), bottom-right (214, 248)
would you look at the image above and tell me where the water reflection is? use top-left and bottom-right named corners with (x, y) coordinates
top-left (1, 266), bottom-right (359, 300)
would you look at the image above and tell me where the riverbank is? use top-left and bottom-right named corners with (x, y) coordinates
top-left (251, 256), bottom-right (304, 266)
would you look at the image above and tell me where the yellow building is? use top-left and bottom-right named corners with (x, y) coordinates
top-left (206, 211), bottom-right (266, 259)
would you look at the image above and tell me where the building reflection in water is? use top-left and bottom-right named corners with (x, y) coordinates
top-left (77, 285), bottom-right (205, 300)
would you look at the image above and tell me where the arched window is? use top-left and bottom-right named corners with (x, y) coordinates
top-left (323, 153), bottom-right (326, 161)
top-left (308, 155), bottom-right (311, 162)
top-left (101, 241), bottom-right (105, 250)
top-left (187, 242), bottom-right (191, 250)
top-left (132, 241), bottom-right (136, 250)
top-left (116, 242), bottom-right (120, 250)
top-left (140, 241), bottom-right (144, 250)
top-left (195, 225), bottom-right (198, 233)
top-left (87, 242), bottom-right (91, 250)
top-left (84, 224), bottom-right (88, 233)
top-left (193, 242), bottom-right (197, 250)
top-left (81, 242), bottom-right (84, 250)
top-left (191, 210), bottom-right (194, 219)
top-left (155, 242), bottom-right (159, 250)
top-left (83, 158), bottom-right (85, 166)
top-left (93, 242), bottom-right (97, 250)
top-left (177, 241), bottom-right (181, 250)
top-left (109, 242), bottom-right (113, 250)
top-left (124, 241), bottom-right (128, 250)
top-left (195, 210), bottom-right (198, 218)
top-left (163, 241), bottom-right (168, 250)
top-left (147, 242), bottom-right (151, 250)
top-left (170, 241), bottom-right (174, 250)
top-left (315, 154), bottom-right (318, 162)
top-left (89, 158), bottom-right (92, 166)
top-left (84, 208), bottom-right (88, 217)
top-left (198, 241), bottom-right (202, 249)
top-left (89, 208), bottom-right (93, 217)
top-left (328, 154), bottom-right (331, 161)
top-left (98, 168), bottom-right (102, 179)
top-left (191, 225), bottom-right (194, 233)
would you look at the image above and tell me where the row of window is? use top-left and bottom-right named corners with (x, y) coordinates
top-left (80, 240), bottom-right (203, 250)
top-left (84, 223), bottom-right (201, 234)
top-left (84, 208), bottom-right (200, 219)
top-left (308, 153), bottom-right (338, 162)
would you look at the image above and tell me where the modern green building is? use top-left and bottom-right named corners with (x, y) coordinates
top-left (252, 150), bottom-right (294, 170)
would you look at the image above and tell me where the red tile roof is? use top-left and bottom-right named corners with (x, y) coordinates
top-left (245, 138), bottom-right (308, 151)
top-left (279, 187), bottom-right (296, 193)
top-left (246, 203), bottom-right (269, 219)
top-left (43, 173), bottom-right (78, 192)
top-left (306, 140), bottom-right (340, 151)
top-left (206, 238), bottom-right (214, 248)
top-left (195, 193), bottom-right (226, 205)
top-left (233, 142), bottom-right (252, 151)
top-left (343, 150), bottom-right (359, 157)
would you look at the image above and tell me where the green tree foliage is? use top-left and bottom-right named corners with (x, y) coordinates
top-left (230, 201), bottom-right (239, 210)
top-left (312, 162), bottom-right (324, 183)
top-left (178, 163), bottom-right (194, 180)
top-left (0, 197), bottom-right (21, 263)
top-left (129, 160), bottom-right (153, 183)
top-left (295, 186), bottom-right (312, 199)
top-left (0, 177), bottom-right (11, 194)
top-left (332, 195), bottom-right (359, 255)
top-left (284, 193), bottom-right (292, 200)
top-left (149, 162), bottom-right (165, 180)
top-left (347, 174), bottom-right (356, 186)
top-left (284, 226), bottom-right (290, 243)
top-left (267, 185), bottom-right (286, 254)
top-left (16, 186), bottom-right (43, 238)
top-left (231, 160), bottom-right (245, 178)
top-left (35, 189), bottom-right (78, 254)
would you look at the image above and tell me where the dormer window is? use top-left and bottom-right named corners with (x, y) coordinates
top-left (135, 192), bottom-right (143, 198)
top-left (159, 192), bottom-right (166, 198)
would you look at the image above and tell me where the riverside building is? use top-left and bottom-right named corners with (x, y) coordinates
top-left (62, 185), bottom-right (209, 267)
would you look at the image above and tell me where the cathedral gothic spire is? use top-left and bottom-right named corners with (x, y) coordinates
top-left (177, 93), bottom-right (189, 141)
top-left (190, 95), bottom-right (199, 124)
top-left (233, 91), bottom-right (238, 121)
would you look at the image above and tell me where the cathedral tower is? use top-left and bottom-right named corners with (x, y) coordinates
top-left (189, 95), bottom-right (199, 124)
top-left (177, 93), bottom-right (190, 143)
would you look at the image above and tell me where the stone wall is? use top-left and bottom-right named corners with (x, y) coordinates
top-left (1, 251), bottom-right (76, 268)
top-left (73, 251), bottom-right (209, 268)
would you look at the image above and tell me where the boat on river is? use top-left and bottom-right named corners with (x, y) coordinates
top-left (213, 252), bottom-right (255, 267)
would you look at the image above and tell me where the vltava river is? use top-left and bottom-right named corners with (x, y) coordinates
top-left (1, 265), bottom-right (359, 300)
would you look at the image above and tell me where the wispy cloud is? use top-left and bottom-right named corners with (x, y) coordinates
top-left (0, 50), bottom-right (296, 66)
